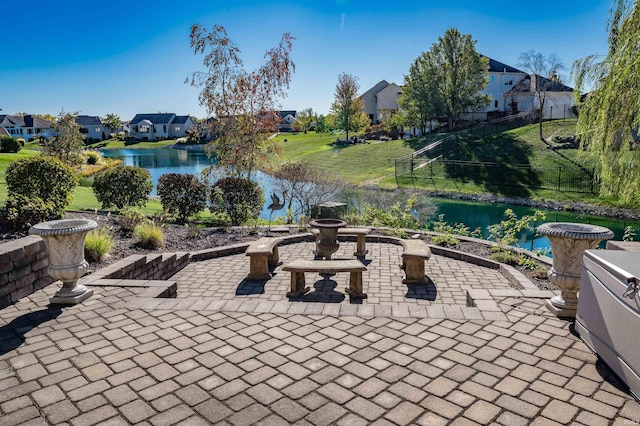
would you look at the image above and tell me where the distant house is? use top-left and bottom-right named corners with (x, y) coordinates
top-left (75, 115), bottom-right (108, 141)
top-left (0, 114), bottom-right (55, 141)
top-left (478, 57), bottom-right (529, 119)
top-left (504, 74), bottom-right (577, 119)
top-left (128, 113), bottom-right (195, 141)
top-left (361, 58), bottom-right (530, 124)
top-left (279, 110), bottom-right (297, 132)
top-left (360, 80), bottom-right (402, 124)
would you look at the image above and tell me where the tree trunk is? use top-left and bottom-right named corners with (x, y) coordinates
top-left (538, 96), bottom-right (545, 143)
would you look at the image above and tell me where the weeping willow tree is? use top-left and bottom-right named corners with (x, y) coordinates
top-left (573, 0), bottom-right (640, 203)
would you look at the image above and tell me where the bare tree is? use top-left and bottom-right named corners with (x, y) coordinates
top-left (517, 50), bottom-right (565, 141)
top-left (272, 161), bottom-right (345, 222)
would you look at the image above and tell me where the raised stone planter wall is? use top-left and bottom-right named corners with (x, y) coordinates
top-left (0, 235), bottom-right (190, 308)
top-left (0, 236), bottom-right (55, 308)
top-left (80, 252), bottom-right (191, 285)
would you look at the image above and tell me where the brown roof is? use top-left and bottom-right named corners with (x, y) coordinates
top-left (504, 74), bottom-right (574, 95)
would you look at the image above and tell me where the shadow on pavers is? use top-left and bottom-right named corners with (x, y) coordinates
top-left (405, 276), bottom-right (438, 301)
top-left (0, 305), bottom-right (63, 355)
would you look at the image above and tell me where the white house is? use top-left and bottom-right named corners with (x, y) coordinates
top-left (504, 74), bottom-right (577, 119)
top-left (360, 80), bottom-right (402, 124)
top-left (0, 114), bottom-right (55, 141)
top-left (128, 113), bottom-right (195, 141)
top-left (75, 115), bottom-right (108, 141)
top-left (171, 115), bottom-right (195, 138)
top-left (479, 57), bottom-right (529, 119)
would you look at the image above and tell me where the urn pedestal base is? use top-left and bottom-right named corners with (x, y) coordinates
top-left (545, 298), bottom-right (577, 319)
top-left (51, 284), bottom-right (94, 305)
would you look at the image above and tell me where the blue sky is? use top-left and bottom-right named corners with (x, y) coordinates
top-left (1, 0), bottom-right (611, 120)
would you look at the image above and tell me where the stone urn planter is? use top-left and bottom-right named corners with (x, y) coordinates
top-left (310, 218), bottom-right (347, 260)
top-left (29, 219), bottom-right (97, 305)
top-left (537, 222), bottom-right (614, 318)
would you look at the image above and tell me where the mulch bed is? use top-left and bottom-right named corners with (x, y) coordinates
top-left (2, 211), bottom-right (555, 291)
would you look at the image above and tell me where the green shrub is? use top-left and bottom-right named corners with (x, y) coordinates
top-left (487, 209), bottom-right (546, 250)
top-left (362, 196), bottom-right (420, 229)
top-left (0, 194), bottom-right (54, 230)
top-left (210, 177), bottom-right (265, 226)
top-left (117, 132), bottom-right (125, 141)
top-left (430, 214), bottom-right (482, 238)
top-left (0, 136), bottom-right (21, 153)
top-left (133, 223), bottom-right (164, 249)
top-left (84, 227), bottom-right (114, 262)
top-left (490, 250), bottom-right (518, 265)
top-left (157, 173), bottom-right (208, 222)
top-left (92, 165), bottom-right (152, 210)
top-left (85, 150), bottom-right (102, 165)
top-left (432, 234), bottom-right (460, 247)
top-left (5, 156), bottom-right (78, 217)
top-left (119, 207), bottom-right (147, 232)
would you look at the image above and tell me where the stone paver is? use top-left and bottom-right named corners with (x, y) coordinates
top-left (0, 239), bottom-right (638, 425)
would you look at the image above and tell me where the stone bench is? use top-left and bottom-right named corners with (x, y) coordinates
top-left (311, 227), bottom-right (372, 258)
top-left (245, 237), bottom-right (283, 280)
top-left (400, 239), bottom-right (432, 284)
top-left (283, 259), bottom-right (368, 299)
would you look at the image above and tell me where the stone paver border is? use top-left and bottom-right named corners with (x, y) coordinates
top-left (73, 233), bottom-right (559, 322)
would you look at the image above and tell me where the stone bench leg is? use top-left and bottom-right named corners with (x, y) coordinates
top-left (286, 271), bottom-right (310, 298)
top-left (354, 235), bottom-right (368, 258)
top-left (345, 271), bottom-right (367, 299)
top-left (248, 254), bottom-right (271, 280)
top-left (268, 246), bottom-right (281, 267)
top-left (402, 255), bottom-right (427, 284)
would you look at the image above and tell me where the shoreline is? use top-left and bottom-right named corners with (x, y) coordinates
top-left (358, 185), bottom-right (639, 221)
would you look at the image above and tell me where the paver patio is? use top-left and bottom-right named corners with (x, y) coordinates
top-left (1, 239), bottom-right (639, 425)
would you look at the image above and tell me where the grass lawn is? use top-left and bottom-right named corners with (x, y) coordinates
top-left (275, 132), bottom-right (419, 186)
top-left (0, 121), bottom-right (630, 216)
top-left (85, 138), bottom-right (180, 150)
top-left (276, 122), bottom-right (626, 207)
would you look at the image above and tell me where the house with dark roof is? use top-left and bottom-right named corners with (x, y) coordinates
top-left (75, 115), bottom-right (108, 141)
top-left (0, 114), bottom-right (55, 141)
top-left (360, 80), bottom-right (402, 124)
top-left (128, 113), bottom-right (195, 140)
top-left (503, 74), bottom-right (576, 119)
top-left (279, 110), bottom-right (297, 132)
top-left (480, 57), bottom-right (528, 118)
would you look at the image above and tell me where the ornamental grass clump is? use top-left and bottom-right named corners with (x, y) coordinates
top-left (133, 222), bottom-right (165, 249)
top-left (84, 227), bottom-right (114, 263)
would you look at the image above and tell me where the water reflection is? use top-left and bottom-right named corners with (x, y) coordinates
top-left (102, 148), bottom-right (278, 218)
top-left (101, 148), bottom-right (640, 251)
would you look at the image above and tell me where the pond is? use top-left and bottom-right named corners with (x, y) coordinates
top-left (101, 147), bottom-right (280, 218)
top-left (431, 198), bottom-right (638, 251)
top-left (100, 147), bottom-right (639, 251)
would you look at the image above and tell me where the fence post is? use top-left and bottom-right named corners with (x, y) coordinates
top-left (557, 167), bottom-right (562, 191)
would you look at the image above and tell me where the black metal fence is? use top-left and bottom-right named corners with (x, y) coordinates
top-left (395, 113), bottom-right (596, 193)
top-left (396, 159), bottom-right (596, 193)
